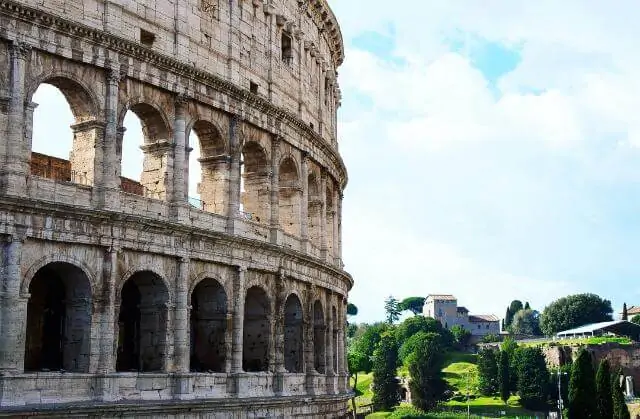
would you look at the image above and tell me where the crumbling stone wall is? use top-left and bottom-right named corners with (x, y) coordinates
top-left (0, 0), bottom-right (351, 416)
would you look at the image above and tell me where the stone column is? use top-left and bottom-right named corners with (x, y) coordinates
top-left (97, 68), bottom-right (122, 209)
top-left (226, 115), bottom-right (242, 234)
top-left (22, 102), bottom-right (38, 162)
top-left (173, 256), bottom-right (191, 399)
top-left (272, 271), bottom-right (286, 394)
top-left (224, 312), bottom-right (233, 373)
top-left (230, 266), bottom-right (246, 373)
top-left (172, 96), bottom-right (188, 204)
top-left (325, 294), bottom-right (334, 377)
top-left (304, 284), bottom-right (317, 395)
top-left (98, 247), bottom-right (118, 373)
top-left (300, 153), bottom-right (309, 245)
top-left (332, 190), bottom-right (340, 265)
top-left (0, 235), bottom-right (27, 372)
top-left (174, 257), bottom-right (190, 372)
top-left (320, 173), bottom-right (328, 259)
top-left (337, 191), bottom-right (344, 266)
top-left (269, 135), bottom-right (281, 244)
top-left (3, 42), bottom-right (30, 196)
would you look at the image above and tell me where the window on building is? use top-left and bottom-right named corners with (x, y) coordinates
top-left (281, 32), bottom-right (293, 65)
top-left (140, 29), bottom-right (155, 47)
top-left (250, 81), bottom-right (258, 94)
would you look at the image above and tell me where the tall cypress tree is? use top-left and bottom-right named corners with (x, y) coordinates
top-left (371, 332), bottom-right (400, 411)
top-left (596, 359), bottom-right (613, 419)
top-left (568, 349), bottom-right (598, 418)
top-left (498, 349), bottom-right (510, 404)
top-left (504, 306), bottom-right (512, 331)
top-left (622, 303), bottom-right (628, 321)
top-left (612, 366), bottom-right (630, 419)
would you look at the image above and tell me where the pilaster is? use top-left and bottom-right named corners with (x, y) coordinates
top-left (0, 234), bottom-right (27, 373)
top-left (269, 135), bottom-right (281, 244)
top-left (226, 115), bottom-right (242, 234)
top-left (97, 67), bottom-right (123, 209)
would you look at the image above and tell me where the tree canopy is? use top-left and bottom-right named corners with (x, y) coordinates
top-left (631, 314), bottom-right (640, 325)
top-left (395, 315), bottom-right (449, 347)
top-left (568, 348), bottom-right (598, 418)
top-left (513, 346), bottom-right (549, 410)
top-left (407, 333), bottom-right (447, 412)
top-left (384, 295), bottom-right (401, 324)
top-left (509, 309), bottom-right (541, 336)
top-left (398, 296), bottom-right (426, 316)
top-left (347, 303), bottom-right (358, 316)
top-left (595, 359), bottom-right (613, 419)
top-left (371, 332), bottom-right (401, 411)
top-left (539, 293), bottom-right (613, 336)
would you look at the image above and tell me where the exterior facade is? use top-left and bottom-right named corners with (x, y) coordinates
top-left (0, 0), bottom-right (352, 417)
top-left (423, 294), bottom-right (500, 337)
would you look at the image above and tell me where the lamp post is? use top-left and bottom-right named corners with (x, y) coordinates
top-left (557, 370), bottom-right (568, 419)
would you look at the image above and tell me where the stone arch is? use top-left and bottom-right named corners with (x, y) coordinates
top-left (27, 72), bottom-right (100, 122)
top-left (118, 99), bottom-right (172, 199)
top-left (312, 299), bottom-right (326, 373)
top-left (279, 156), bottom-right (301, 236)
top-left (241, 141), bottom-right (269, 223)
top-left (190, 277), bottom-right (228, 372)
top-left (283, 293), bottom-right (304, 373)
top-left (28, 73), bottom-right (102, 186)
top-left (21, 253), bottom-right (96, 297)
top-left (307, 172), bottom-right (322, 248)
top-left (188, 120), bottom-right (229, 214)
top-left (243, 285), bottom-right (271, 372)
top-left (116, 266), bottom-right (173, 304)
top-left (24, 262), bottom-right (92, 373)
top-left (116, 270), bottom-right (170, 372)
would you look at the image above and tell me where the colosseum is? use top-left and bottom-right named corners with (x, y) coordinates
top-left (0, 0), bottom-right (351, 417)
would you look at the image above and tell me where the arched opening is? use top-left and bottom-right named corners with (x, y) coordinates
top-left (24, 262), bottom-right (92, 372)
top-left (283, 294), bottom-right (304, 373)
top-left (313, 300), bottom-right (326, 373)
top-left (307, 173), bottom-right (322, 248)
top-left (279, 157), bottom-right (301, 236)
top-left (30, 78), bottom-right (98, 186)
top-left (243, 286), bottom-right (270, 372)
top-left (241, 142), bottom-right (269, 224)
top-left (332, 306), bottom-right (338, 372)
top-left (120, 103), bottom-right (171, 199)
top-left (325, 180), bottom-right (335, 255)
top-left (188, 121), bottom-right (228, 214)
top-left (116, 271), bottom-right (169, 372)
top-left (190, 278), bottom-right (227, 372)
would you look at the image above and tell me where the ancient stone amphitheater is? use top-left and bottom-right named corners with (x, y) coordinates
top-left (0, 0), bottom-right (352, 417)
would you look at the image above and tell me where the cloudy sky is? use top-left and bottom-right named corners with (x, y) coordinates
top-left (31, 1), bottom-right (640, 324)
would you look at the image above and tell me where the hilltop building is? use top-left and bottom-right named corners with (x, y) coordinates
top-left (423, 294), bottom-right (500, 337)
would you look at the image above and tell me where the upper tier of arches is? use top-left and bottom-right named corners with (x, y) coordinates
top-left (12, 0), bottom-right (343, 148)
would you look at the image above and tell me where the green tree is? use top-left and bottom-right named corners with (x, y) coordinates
top-left (398, 296), bottom-right (426, 316)
top-left (501, 337), bottom-right (519, 392)
top-left (540, 293), bottom-right (613, 336)
top-left (384, 295), bottom-right (401, 324)
top-left (504, 307), bottom-right (512, 332)
top-left (505, 300), bottom-right (524, 329)
top-left (477, 348), bottom-right (499, 396)
top-left (612, 367), bottom-right (630, 419)
top-left (514, 346), bottom-right (549, 410)
top-left (350, 322), bottom-right (390, 372)
top-left (595, 359), bottom-right (613, 419)
top-left (524, 301), bottom-right (531, 310)
top-left (622, 303), bottom-right (628, 321)
top-left (498, 349), bottom-right (510, 404)
top-left (450, 324), bottom-right (471, 349)
top-left (407, 333), bottom-right (447, 412)
top-left (631, 314), bottom-right (640, 325)
top-left (395, 315), bottom-right (451, 348)
top-left (371, 332), bottom-right (401, 411)
top-left (398, 331), bottom-right (439, 365)
top-left (348, 350), bottom-right (369, 414)
top-left (347, 303), bottom-right (358, 316)
top-left (568, 349), bottom-right (597, 418)
top-left (510, 309), bottom-right (541, 336)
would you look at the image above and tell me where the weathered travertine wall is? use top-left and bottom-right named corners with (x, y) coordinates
top-left (0, 0), bottom-right (351, 417)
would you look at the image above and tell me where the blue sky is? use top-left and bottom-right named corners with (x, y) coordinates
top-left (31, 1), bottom-right (640, 324)
top-left (329, 0), bottom-right (640, 322)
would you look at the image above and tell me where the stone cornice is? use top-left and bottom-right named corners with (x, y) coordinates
top-left (307, 0), bottom-right (344, 68)
top-left (0, 196), bottom-right (354, 291)
top-left (0, 0), bottom-right (348, 190)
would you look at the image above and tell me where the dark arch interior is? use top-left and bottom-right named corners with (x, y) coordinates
top-left (190, 279), bottom-right (227, 372)
top-left (279, 158), bottom-right (299, 186)
top-left (332, 306), bottom-right (338, 372)
top-left (242, 142), bottom-right (268, 176)
top-left (313, 300), bottom-right (326, 373)
top-left (283, 294), bottom-right (304, 373)
top-left (243, 286), bottom-right (270, 372)
top-left (116, 271), bottom-right (169, 372)
top-left (24, 262), bottom-right (92, 372)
